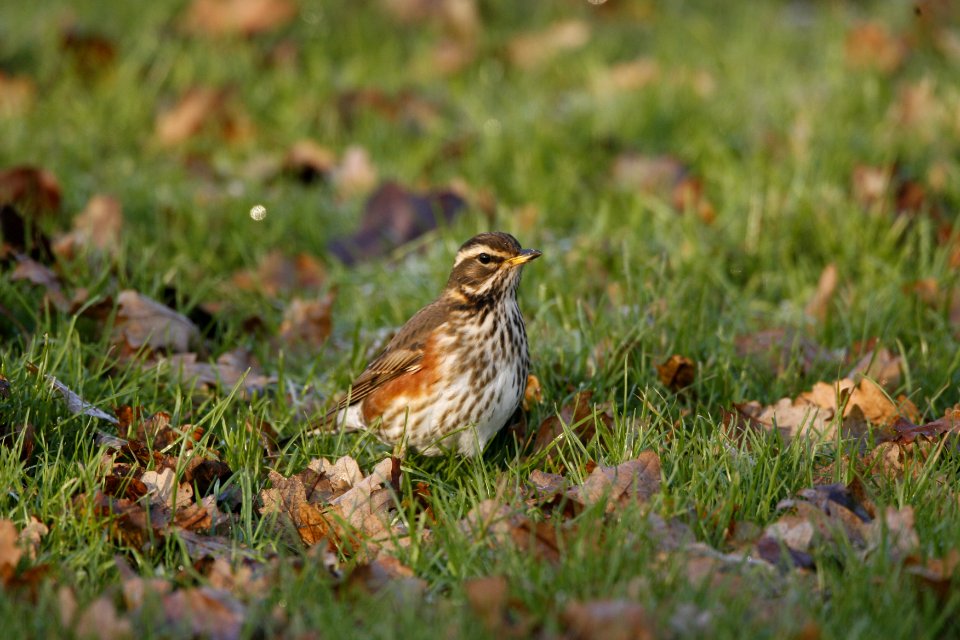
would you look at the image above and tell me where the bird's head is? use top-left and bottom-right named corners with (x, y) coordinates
top-left (444, 232), bottom-right (541, 305)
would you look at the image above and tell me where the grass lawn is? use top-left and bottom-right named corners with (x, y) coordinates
top-left (2, 0), bottom-right (960, 637)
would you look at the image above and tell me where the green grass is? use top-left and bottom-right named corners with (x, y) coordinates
top-left (3, 0), bottom-right (960, 637)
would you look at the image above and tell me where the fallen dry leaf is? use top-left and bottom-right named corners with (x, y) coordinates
top-left (182, 0), bottom-right (298, 36)
top-left (879, 407), bottom-right (960, 444)
top-left (0, 166), bottom-right (61, 218)
top-left (0, 72), bottom-right (35, 117)
top-left (73, 596), bottom-right (132, 640)
top-left (10, 254), bottom-right (68, 309)
top-left (381, 0), bottom-right (480, 38)
top-left (283, 139), bottom-right (336, 184)
top-left (758, 482), bottom-right (878, 570)
top-left (53, 194), bottom-right (123, 258)
top-left (230, 250), bottom-right (326, 298)
top-left (734, 328), bottom-right (844, 376)
top-left (0, 420), bottom-right (35, 462)
top-left (804, 263), bottom-right (838, 322)
top-left (155, 87), bottom-right (252, 147)
top-left (344, 555), bottom-right (427, 600)
top-left (611, 153), bottom-right (715, 222)
top-left (867, 505), bottom-right (919, 561)
top-left (464, 575), bottom-right (509, 632)
top-left (161, 587), bottom-right (245, 640)
top-left (260, 457), bottom-right (400, 553)
top-left (736, 356), bottom-right (916, 444)
top-left (507, 20), bottom-right (590, 69)
top-left (278, 294), bottom-right (335, 347)
top-left (337, 88), bottom-right (442, 132)
top-left (656, 355), bottom-right (696, 392)
top-left (167, 349), bottom-right (275, 396)
top-left (888, 78), bottom-right (946, 143)
top-left (844, 21), bottom-right (906, 73)
top-left (112, 290), bottom-right (200, 357)
top-left (18, 517), bottom-right (47, 561)
top-left (561, 599), bottom-right (655, 640)
top-left (119, 565), bottom-right (173, 611)
top-left (565, 452), bottom-right (662, 513)
top-left (905, 549), bottom-right (960, 602)
top-left (1, 204), bottom-right (52, 260)
top-left (0, 519), bottom-right (23, 583)
top-left (327, 181), bottom-right (467, 264)
top-left (846, 346), bottom-right (902, 387)
top-left (612, 154), bottom-right (686, 197)
top-left (591, 58), bottom-right (660, 98)
top-left (332, 145), bottom-right (378, 199)
top-left (851, 165), bottom-right (892, 211)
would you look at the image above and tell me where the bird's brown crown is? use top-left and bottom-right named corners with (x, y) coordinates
top-left (444, 232), bottom-right (540, 305)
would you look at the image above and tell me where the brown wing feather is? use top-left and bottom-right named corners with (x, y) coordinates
top-left (323, 298), bottom-right (451, 420)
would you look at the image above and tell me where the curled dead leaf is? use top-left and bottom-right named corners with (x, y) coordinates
top-left (656, 355), bottom-right (696, 392)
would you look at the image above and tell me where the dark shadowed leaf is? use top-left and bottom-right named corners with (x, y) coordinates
top-left (656, 355), bottom-right (696, 392)
top-left (328, 181), bottom-right (467, 264)
top-left (60, 28), bottom-right (117, 78)
top-left (112, 290), bottom-right (200, 357)
top-left (879, 407), bottom-right (960, 444)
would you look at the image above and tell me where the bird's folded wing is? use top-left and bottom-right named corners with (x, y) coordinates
top-left (322, 299), bottom-right (449, 422)
top-left (323, 348), bottom-right (424, 420)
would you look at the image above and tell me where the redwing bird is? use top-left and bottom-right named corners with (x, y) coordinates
top-left (315, 231), bottom-right (541, 456)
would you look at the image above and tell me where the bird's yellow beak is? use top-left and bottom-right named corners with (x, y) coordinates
top-left (505, 248), bottom-right (542, 267)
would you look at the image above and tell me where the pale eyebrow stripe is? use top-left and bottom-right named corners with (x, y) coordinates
top-left (454, 248), bottom-right (510, 265)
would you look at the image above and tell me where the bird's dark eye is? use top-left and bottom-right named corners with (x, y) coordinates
top-left (477, 253), bottom-right (491, 265)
